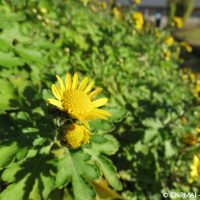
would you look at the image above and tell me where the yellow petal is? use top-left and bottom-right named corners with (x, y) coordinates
top-left (78, 77), bottom-right (88, 90)
top-left (84, 81), bottom-right (94, 94)
top-left (47, 99), bottom-right (63, 110)
top-left (82, 128), bottom-right (91, 144)
top-left (72, 73), bottom-right (78, 90)
top-left (87, 111), bottom-right (108, 120)
top-left (193, 155), bottom-right (199, 166)
top-left (69, 112), bottom-right (90, 129)
top-left (51, 84), bottom-right (62, 100)
top-left (88, 88), bottom-right (103, 99)
top-left (94, 109), bottom-right (112, 116)
top-left (65, 73), bottom-right (71, 90)
top-left (92, 98), bottom-right (108, 108)
top-left (56, 75), bottom-right (65, 93)
top-left (188, 176), bottom-right (194, 183)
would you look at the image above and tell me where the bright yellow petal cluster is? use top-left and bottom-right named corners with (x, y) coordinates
top-left (182, 134), bottom-right (197, 146)
top-left (132, 12), bottom-right (144, 30)
top-left (194, 83), bottom-right (200, 101)
top-left (64, 123), bottom-right (91, 149)
top-left (165, 36), bottom-right (174, 46)
top-left (134, 0), bottom-right (141, 5)
top-left (173, 16), bottom-right (183, 28)
top-left (180, 41), bottom-right (192, 53)
top-left (189, 155), bottom-right (200, 183)
top-left (48, 73), bottom-right (111, 127)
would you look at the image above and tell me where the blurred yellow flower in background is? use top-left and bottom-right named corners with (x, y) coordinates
top-left (182, 134), bottom-right (198, 146)
top-left (134, 0), bottom-right (141, 5)
top-left (112, 7), bottom-right (123, 21)
top-left (100, 1), bottom-right (107, 9)
top-left (194, 83), bottom-right (200, 101)
top-left (47, 73), bottom-right (111, 127)
top-left (173, 16), bottom-right (183, 28)
top-left (165, 35), bottom-right (174, 46)
top-left (132, 12), bottom-right (144, 30)
top-left (180, 41), bottom-right (192, 53)
top-left (189, 155), bottom-right (200, 183)
top-left (196, 127), bottom-right (200, 134)
top-left (163, 49), bottom-right (171, 61)
top-left (64, 123), bottom-right (91, 149)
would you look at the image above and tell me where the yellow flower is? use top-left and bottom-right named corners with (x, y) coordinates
top-left (165, 36), bottom-right (174, 46)
top-left (163, 49), bottom-right (171, 61)
top-left (173, 16), bottom-right (183, 28)
top-left (47, 73), bottom-right (111, 127)
top-left (196, 127), bottom-right (200, 134)
top-left (182, 134), bottom-right (197, 146)
top-left (99, 1), bottom-right (107, 9)
top-left (132, 12), bottom-right (144, 30)
top-left (112, 7), bottom-right (123, 21)
top-left (180, 41), bottom-right (192, 53)
top-left (134, 0), bottom-right (141, 5)
top-left (189, 71), bottom-right (196, 82)
top-left (39, 7), bottom-right (47, 14)
top-left (189, 155), bottom-right (200, 183)
top-left (64, 123), bottom-right (91, 149)
top-left (194, 84), bottom-right (200, 101)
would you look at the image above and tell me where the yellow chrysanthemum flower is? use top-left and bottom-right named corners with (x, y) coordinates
top-left (165, 36), bottom-right (174, 46)
top-left (134, 0), bottom-right (141, 5)
top-left (194, 84), bottom-right (200, 101)
top-left (64, 123), bottom-right (91, 149)
top-left (180, 41), bottom-right (192, 53)
top-left (182, 134), bottom-right (197, 146)
top-left (189, 155), bottom-right (200, 183)
top-left (132, 12), bottom-right (144, 30)
top-left (112, 7), bottom-right (123, 21)
top-left (48, 73), bottom-right (111, 126)
top-left (173, 16), bottom-right (183, 28)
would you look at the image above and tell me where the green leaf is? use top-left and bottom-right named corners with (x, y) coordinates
top-left (89, 120), bottom-right (115, 134)
top-left (0, 174), bottom-right (30, 200)
top-left (84, 135), bottom-right (122, 190)
top-left (0, 79), bottom-right (16, 110)
top-left (0, 38), bottom-right (12, 52)
top-left (56, 149), bottom-right (97, 200)
top-left (0, 51), bottom-right (24, 68)
top-left (0, 142), bottom-right (18, 168)
top-left (0, 12), bottom-right (25, 22)
top-left (0, 155), bottom-right (56, 200)
top-left (107, 107), bottom-right (127, 123)
top-left (14, 47), bottom-right (47, 65)
top-left (164, 140), bottom-right (177, 158)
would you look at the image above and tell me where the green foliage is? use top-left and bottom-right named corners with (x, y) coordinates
top-left (0, 0), bottom-right (199, 200)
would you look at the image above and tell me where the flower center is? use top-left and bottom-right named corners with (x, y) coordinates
top-left (62, 90), bottom-right (92, 117)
